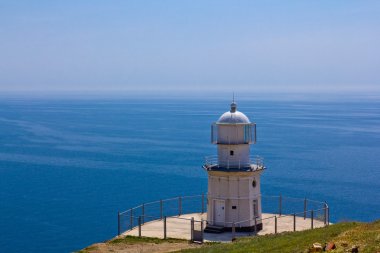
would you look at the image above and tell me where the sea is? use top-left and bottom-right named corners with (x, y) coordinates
top-left (0, 93), bottom-right (379, 253)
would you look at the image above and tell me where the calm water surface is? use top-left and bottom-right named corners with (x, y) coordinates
top-left (0, 96), bottom-right (379, 252)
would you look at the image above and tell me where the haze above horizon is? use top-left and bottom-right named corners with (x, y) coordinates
top-left (0, 1), bottom-right (379, 94)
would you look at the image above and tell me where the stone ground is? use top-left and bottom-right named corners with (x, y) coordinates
top-left (123, 213), bottom-right (326, 242)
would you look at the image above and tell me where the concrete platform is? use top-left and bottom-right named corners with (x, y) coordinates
top-left (123, 213), bottom-right (327, 242)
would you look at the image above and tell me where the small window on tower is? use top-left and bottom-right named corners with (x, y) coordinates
top-left (230, 150), bottom-right (234, 156)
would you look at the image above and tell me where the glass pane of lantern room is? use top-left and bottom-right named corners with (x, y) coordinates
top-left (211, 123), bottom-right (218, 144)
top-left (244, 124), bottom-right (251, 144)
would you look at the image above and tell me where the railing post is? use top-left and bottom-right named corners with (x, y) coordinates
top-left (254, 217), bottom-right (257, 234)
top-left (142, 203), bottom-right (145, 224)
top-left (191, 217), bottom-right (194, 242)
top-left (327, 206), bottom-right (330, 226)
top-left (232, 222), bottom-right (236, 241)
top-left (130, 208), bottom-right (133, 229)
top-left (304, 198), bottom-right (307, 220)
top-left (311, 210), bottom-right (314, 229)
top-left (163, 216), bottom-right (167, 239)
top-left (201, 220), bottom-right (204, 243)
top-left (138, 216), bottom-right (142, 237)
top-left (324, 202), bottom-right (327, 225)
top-left (274, 216), bottom-right (277, 234)
top-left (293, 213), bottom-right (296, 231)
top-left (160, 200), bottom-right (163, 220)
top-left (117, 211), bottom-right (121, 236)
top-left (279, 194), bottom-right (282, 216)
top-left (201, 219), bottom-right (204, 243)
top-left (178, 196), bottom-right (182, 216)
top-left (201, 193), bottom-right (205, 214)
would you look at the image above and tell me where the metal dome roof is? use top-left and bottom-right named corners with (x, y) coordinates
top-left (217, 102), bottom-right (250, 124)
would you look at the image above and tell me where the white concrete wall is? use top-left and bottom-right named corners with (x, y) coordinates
top-left (217, 144), bottom-right (250, 167)
top-left (248, 175), bottom-right (262, 227)
top-left (207, 171), bottom-right (263, 227)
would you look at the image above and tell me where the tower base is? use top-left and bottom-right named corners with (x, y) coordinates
top-left (204, 223), bottom-right (263, 233)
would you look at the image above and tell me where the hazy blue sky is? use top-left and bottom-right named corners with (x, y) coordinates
top-left (0, 1), bottom-right (379, 94)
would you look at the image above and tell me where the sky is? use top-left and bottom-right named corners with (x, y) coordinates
top-left (0, 0), bottom-right (379, 94)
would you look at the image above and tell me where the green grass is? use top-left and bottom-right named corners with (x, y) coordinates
top-left (77, 220), bottom-right (380, 253)
top-left (108, 235), bottom-right (187, 245)
top-left (177, 220), bottom-right (380, 253)
top-left (76, 236), bottom-right (188, 252)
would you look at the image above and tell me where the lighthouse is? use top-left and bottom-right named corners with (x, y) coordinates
top-left (204, 100), bottom-right (265, 232)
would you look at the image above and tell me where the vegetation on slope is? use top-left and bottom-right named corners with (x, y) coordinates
top-left (178, 220), bottom-right (380, 253)
top-left (109, 235), bottom-right (187, 245)
top-left (78, 220), bottom-right (380, 253)
top-left (77, 236), bottom-right (191, 253)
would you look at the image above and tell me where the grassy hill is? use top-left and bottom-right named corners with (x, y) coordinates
top-left (78, 220), bottom-right (380, 253)
top-left (179, 220), bottom-right (380, 253)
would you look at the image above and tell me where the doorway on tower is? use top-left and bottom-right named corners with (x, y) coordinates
top-left (253, 199), bottom-right (259, 218)
top-left (214, 199), bottom-right (225, 226)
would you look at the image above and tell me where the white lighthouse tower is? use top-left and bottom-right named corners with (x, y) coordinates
top-left (204, 100), bottom-right (265, 232)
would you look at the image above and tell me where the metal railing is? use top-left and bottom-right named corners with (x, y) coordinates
top-left (204, 155), bottom-right (264, 169)
top-left (118, 194), bottom-right (206, 237)
top-left (117, 194), bottom-right (329, 242)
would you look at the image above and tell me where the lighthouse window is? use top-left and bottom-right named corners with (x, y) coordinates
top-left (230, 150), bottom-right (234, 156)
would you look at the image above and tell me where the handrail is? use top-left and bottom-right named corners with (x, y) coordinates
top-left (118, 193), bottom-right (330, 238)
top-left (119, 194), bottom-right (327, 217)
top-left (121, 207), bottom-right (328, 225)
top-left (117, 193), bottom-right (329, 236)
top-left (204, 155), bottom-right (265, 169)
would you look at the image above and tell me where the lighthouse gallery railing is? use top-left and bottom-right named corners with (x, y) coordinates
top-left (117, 194), bottom-right (329, 242)
top-left (204, 155), bottom-right (264, 169)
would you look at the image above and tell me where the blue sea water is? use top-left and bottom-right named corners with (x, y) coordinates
top-left (0, 95), bottom-right (379, 252)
